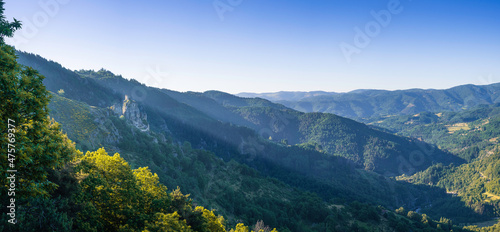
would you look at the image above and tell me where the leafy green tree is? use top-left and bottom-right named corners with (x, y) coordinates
top-left (133, 166), bottom-right (170, 214)
top-left (76, 148), bottom-right (143, 231)
top-left (395, 207), bottom-right (406, 215)
top-left (169, 187), bottom-right (210, 232)
top-left (0, 4), bottom-right (81, 231)
top-left (230, 223), bottom-right (249, 232)
top-left (1, 0), bottom-right (79, 211)
top-left (196, 206), bottom-right (226, 232)
top-left (407, 211), bottom-right (422, 221)
top-left (144, 212), bottom-right (193, 232)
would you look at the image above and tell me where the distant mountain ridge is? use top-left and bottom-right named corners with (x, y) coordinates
top-left (237, 84), bottom-right (500, 119)
top-left (238, 91), bottom-right (339, 102)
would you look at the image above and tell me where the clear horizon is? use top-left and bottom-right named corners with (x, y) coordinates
top-left (4, 0), bottom-right (500, 94)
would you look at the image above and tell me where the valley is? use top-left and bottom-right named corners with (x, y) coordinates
top-left (3, 49), bottom-right (500, 231)
top-left (1, 2), bottom-right (500, 230)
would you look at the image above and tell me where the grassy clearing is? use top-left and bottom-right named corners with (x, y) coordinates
top-left (446, 123), bottom-right (470, 133)
top-left (483, 192), bottom-right (500, 203)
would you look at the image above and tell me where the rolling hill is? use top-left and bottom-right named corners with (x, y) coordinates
top-left (365, 104), bottom-right (500, 162)
top-left (161, 90), bottom-right (463, 176)
top-left (238, 85), bottom-right (500, 120)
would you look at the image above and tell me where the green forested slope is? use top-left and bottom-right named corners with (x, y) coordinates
top-left (11, 42), bottom-right (481, 231)
top-left (0, 18), bottom-right (239, 230)
top-left (366, 104), bottom-right (500, 161)
top-left (46, 90), bottom-right (475, 231)
top-left (16, 51), bottom-right (464, 177)
top-left (401, 148), bottom-right (500, 223)
top-left (162, 90), bottom-right (463, 176)
top-left (3, 6), bottom-right (491, 230)
top-left (15, 51), bottom-right (122, 108)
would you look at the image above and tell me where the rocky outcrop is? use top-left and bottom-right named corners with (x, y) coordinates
top-left (111, 95), bottom-right (150, 132)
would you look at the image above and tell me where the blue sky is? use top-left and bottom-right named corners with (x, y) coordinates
top-left (4, 0), bottom-right (500, 94)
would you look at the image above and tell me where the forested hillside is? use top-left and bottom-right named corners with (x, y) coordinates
top-left (5, 35), bottom-right (478, 232)
top-left (356, 103), bottom-right (500, 228)
top-left (0, 16), bottom-right (248, 230)
top-left (161, 90), bottom-right (462, 176)
top-left (401, 148), bottom-right (500, 225)
top-left (2, 41), bottom-right (471, 232)
top-left (366, 104), bottom-right (500, 162)
top-left (44, 92), bottom-right (475, 231)
top-left (5, 1), bottom-right (500, 230)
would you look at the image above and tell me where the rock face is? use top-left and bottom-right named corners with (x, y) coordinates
top-left (113, 95), bottom-right (150, 132)
top-left (91, 108), bottom-right (121, 145)
top-left (111, 102), bottom-right (122, 116)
